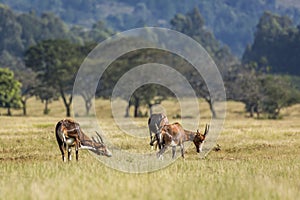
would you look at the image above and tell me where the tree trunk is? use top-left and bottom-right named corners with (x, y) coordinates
top-left (60, 89), bottom-right (72, 117)
top-left (148, 104), bottom-right (153, 117)
top-left (85, 99), bottom-right (92, 116)
top-left (208, 99), bottom-right (217, 118)
top-left (66, 104), bottom-right (71, 117)
top-left (134, 105), bottom-right (139, 118)
top-left (250, 105), bottom-right (254, 118)
top-left (256, 111), bottom-right (260, 119)
top-left (134, 98), bottom-right (140, 118)
top-left (125, 101), bottom-right (131, 117)
top-left (21, 99), bottom-right (27, 116)
top-left (7, 107), bottom-right (11, 116)
top-left (44, 99), bottom-right (49, 115)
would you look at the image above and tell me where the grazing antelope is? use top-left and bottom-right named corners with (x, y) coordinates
top-left (157, 123), bottom-right (209, 159)
top-left (55, 119), bottom-right (112, 162)
top-left (193, 124), bottom-right (210, 153)
top-left (148, 113), bottom-right (169, 150)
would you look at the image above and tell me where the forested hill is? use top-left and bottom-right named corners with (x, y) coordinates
top-left (2, 0), bottom-right (300, 56)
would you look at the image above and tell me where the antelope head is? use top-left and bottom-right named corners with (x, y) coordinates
top-left (193, 124), bottom-right (210, 153)
top-left (82, 131), bottom-right (112, 157)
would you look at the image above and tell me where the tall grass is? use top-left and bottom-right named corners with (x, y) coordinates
top-left (0, 99), bottom-right (300, 199)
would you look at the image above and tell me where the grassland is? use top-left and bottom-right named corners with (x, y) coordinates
top-left (0, 98), bottom-right (300, 200)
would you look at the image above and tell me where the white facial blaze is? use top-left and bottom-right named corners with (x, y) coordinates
top-left (80, 145), bottom-right (96, 151)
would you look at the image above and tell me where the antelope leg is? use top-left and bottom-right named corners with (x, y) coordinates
top-left (172, 146), bottom-right (176, 159)
top-left (180, 143), bottom-right (185, 158)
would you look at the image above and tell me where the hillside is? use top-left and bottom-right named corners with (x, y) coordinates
top-left (1, 0), bottom-right (300, 56)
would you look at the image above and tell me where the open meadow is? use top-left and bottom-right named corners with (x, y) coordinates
top-left (0, 98), bottom-right (300, 200)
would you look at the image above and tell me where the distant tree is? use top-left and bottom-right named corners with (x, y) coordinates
top-left (72, 42), bottom-right (98, 116)
top-left (260, 75), bottom-right (300, 119)
top-left (87, 20), bottom-right (114, 42)
top-left (232, 63), bottom-right (265, 118)
top-left (243, 11), bottom-right (300, 76)
top-left (74, 71), bottom-right (95, 116)
top-left (34, 84), bottom-right (58, 115)
top-left (171, 7), bottom-right (237, 118)
top-left (16, 11), bottom-right (42, 48)
top-left (39, 12), bottom-right (70, 41)
top-left (229, 62), bottom-right (300, 119)
top-left (24, 40), bottom-right (83, 117)
top-left (126, 84), bottom-right (169, 118)
top-left (14, 68), bottom-right (37, 115)
top-left (96, 48), bottom-right (174, 118)
top-left (0, 5), bottom-right (23, 56)
top-left (0, 68), bottom-right (21, 116)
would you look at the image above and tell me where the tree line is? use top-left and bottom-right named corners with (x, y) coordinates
top-left (0, 6), bottom-right (300, 118)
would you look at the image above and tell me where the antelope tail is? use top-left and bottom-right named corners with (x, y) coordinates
top-left (55, 120), bottom-right (63, 145)
top-left (148, 117), bottom-right (151, 126)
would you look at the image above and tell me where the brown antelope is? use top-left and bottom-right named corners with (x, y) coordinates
top-left (157, 123), bottom-right (209, 159)
top-left (148, 113), bottom-right (169, 150)
top-left (55, 119), bottom-right (112, 162)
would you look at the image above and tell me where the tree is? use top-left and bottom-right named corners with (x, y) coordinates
top-left (14, 68), bottom-right (36, 115)
top-left (170, 7), bottom-right (236, 118)
top-left (87, 20), bottom-right (114, 42)
top-left (126, 84), bottom-right (168, 118)
top-left (34, 84), bottom-right (58, 114)
top-left (260, 75), bottom-right (300, 119)
top-left (24, 40), bottom-right (83, 117)
top-left (0, 5), bottom-right (23, 56)
top-left (243, 11), bottom-right (300, 76)
top-left (0, 68), bottom-right (21, 115)
top-left (229, 62), bottom-right (300, 119)
top-left (39, 12), bottom-right (70, 41)
top-left (232, 63), bottom-right (265, 118)
top-left (96, 47), bottom-right (177, 118)
top-left (71, 42), bottom-right (98, 116)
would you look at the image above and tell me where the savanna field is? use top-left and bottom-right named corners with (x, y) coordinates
top-left (0, 98), bottom-right (300, 200)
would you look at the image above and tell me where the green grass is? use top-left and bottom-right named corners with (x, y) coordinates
top-left (0, 99), bottom-right (300, 199)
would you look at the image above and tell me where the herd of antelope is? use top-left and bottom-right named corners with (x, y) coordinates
top-left (55, 113), bottom-right (209, 161)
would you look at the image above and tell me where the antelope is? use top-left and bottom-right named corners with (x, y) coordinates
top-left (148, 113), bottom-right (169, 150)
top-left (157, 123), bottom-right (209, 159)
top-left (55, 119), bottom-right (112, 162)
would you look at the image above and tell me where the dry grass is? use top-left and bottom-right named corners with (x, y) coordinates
top-left (0, 99), bottom-right (300, 199)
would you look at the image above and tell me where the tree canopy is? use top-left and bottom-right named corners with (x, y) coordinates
top-left (24, 40), bottom-right (84, 116)
top-left (243, 11), bottom-right (300, 76)
top-left (0, 68), bottom-right (21, 115)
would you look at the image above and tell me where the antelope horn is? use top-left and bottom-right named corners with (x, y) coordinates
top-left (93, 134), bottom-right (101, 144)
top-left (91, 136), bottom-right (97, 143)
top-left (204, 124), bottom-right (210, 136)
top-left (95, 131), bottom-right (104, 143)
